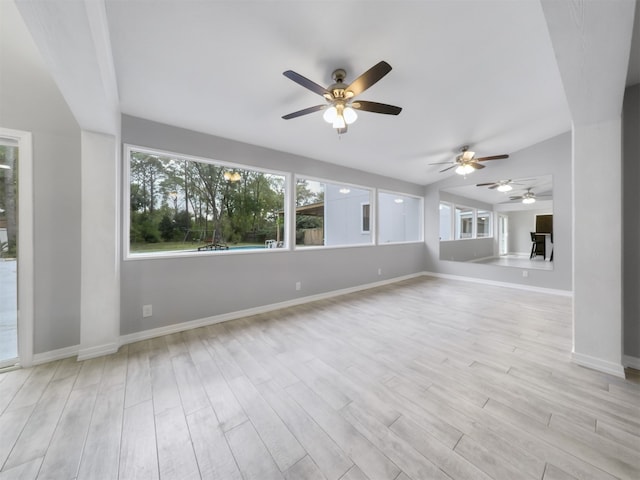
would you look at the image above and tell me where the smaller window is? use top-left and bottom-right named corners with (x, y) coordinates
top-left (476, 210), bottom-right (492, 238)
top-left (361, 203), bottom-right (370, 233)
top-left (295, 177), bottom-right (373, 247)
top-left (378, 191), bottom-right (423, 243)
top-left (455, 206), bottom-right (474, 239)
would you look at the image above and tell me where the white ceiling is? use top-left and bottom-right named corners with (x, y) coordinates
top-left (441, 175), bottom-right (553, 210)
top-left (12, 0), bottom-right (640, 185)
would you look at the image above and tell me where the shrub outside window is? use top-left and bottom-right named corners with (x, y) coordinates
top-left (378, 191), bottom-right (423, 243)
top-left (126, 146), bottom-right (287, 256)
top-left (295, 178), bottom-right (373, 247)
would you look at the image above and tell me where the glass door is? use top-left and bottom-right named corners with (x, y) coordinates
top-left (498, 214), bottom-right (508, 256)
top-left (0, 140), bottom-right (18, 368)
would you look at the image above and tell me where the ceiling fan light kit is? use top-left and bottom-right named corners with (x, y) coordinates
top-left (509, 187), bottom-right (548, 204)
top-left (282, 61), bottom-right (402, 134)
top-left (455, 164), bottom-right (475, 175)
top-left (432, 145), bottom-right (509, 175)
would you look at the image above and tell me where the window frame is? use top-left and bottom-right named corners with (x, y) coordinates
top-left (377, 189), bottom-right (424, 245)
top-left (293, 175), bottom-right (375, 250)
top-left (476, 209), bottom-right (493, 238)
top-left (123, 144), bottom-right (291, 260)
top-left (440, 201), bottom-right (494, 242)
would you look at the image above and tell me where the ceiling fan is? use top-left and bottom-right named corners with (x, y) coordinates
top-left (476, 179), bottom-right (523, 192)
top-left (281, 61), bottom-right (402, 134)
top-left (431, 146), bottom-right (509, 175)
top-left (510, 188), bottom-right (551, 204)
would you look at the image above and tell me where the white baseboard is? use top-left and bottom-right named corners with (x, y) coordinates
top-left (572, 351), bottom-right (626, 378)
top-left (25, 272), bottom-right (579, 366)
top-left (423, 271), bottom-right (573, 297)
top-left (623, 355), bottom-right (640, 370)
top-left (77, 342), bottom-right (119, 362)
top-left (32, 344), bottom-right (79, 366)
top-left (119, 273), bottom-right (423, 346)
top-left (29, 273), bottom-right (423, 365)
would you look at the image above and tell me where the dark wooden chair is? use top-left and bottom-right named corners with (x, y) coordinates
top-left (530, 232), bottom-right (545, 259)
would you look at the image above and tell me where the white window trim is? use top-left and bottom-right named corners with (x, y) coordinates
top-left (123, 144), bottom-right (290, 260)
top-left (377, 189), bottom-right (424, 244)
top-left (0, 128), bottom-right (34, 368)
top-left (447, 202), bottom-right (494, 241)
top-left (293, 174), bottom-right (375, 249)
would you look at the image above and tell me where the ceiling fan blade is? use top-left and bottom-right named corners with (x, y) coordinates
top-left (282, 104), bottom-right (325, 120)
top-left (488, 185), bottom-right (500, 189)
top-left (470, 162), bottom-right (485, 169)
top-left (336, 126), bottom-right (348, 135)
top-left (439, 165), bottom-right (457, 173)
top-left (476, 182), bottom-right (497, 187)
top-left (345, 61), bottom-right (392, 97)
top-left (429, 161), bottom-right (455, 165)
top-left (283, 70), bottom-right (329, 97)
top-left (510, 196), bottom-right (523, 200)
top-left (352, 101), bottom-right (402, 115)
top-left (476, 154), bottom-right (509, 161)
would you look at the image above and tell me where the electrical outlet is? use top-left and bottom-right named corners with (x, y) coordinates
top-left (522, 270), bottom-right (528, 278)
top-left (142, 304), bottom-right (153, 317)
top-left (378, 268), bottom-right (382, 276)
top-left (295, 281), bottom-right (301, 291)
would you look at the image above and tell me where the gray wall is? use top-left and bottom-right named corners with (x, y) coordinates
top-left (121, 115), bottom-right (426, 335)
top-left (425, 132), bottom-right (572, 291)
top-left (623, 84), bottom-right (640, 358)
top-left (439, 237), bottom-right (494, 263)
top-left (1, 1), bottom-right (82, 354)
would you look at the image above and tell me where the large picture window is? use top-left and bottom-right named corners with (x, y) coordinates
top-left (126, 146), bottom-right (287, 256)
top-left (378, 191), bottom-right (423, 243)
top-left (295, 178), bottom-right (373, 247)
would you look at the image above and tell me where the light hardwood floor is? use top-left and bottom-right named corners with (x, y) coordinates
top-left (1, 276), bottom-right (639, 480)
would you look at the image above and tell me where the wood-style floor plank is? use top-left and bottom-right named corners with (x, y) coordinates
top-left (118, 400), bottom-right (158, 480)
top-left (228, 375), bottom-right (306, 471)
top-left (185, 406), bottom-right (243, 480)
top-left (3, 375), bottom-right (75, 470)
top-left (225, 420), bottom-right (284, 480)
top-left (36, 384), bottom-right (98, 479)
top-left (0, 457), bottom-right (42, 480)
top-left (0, 277), bottom-right (638, 479)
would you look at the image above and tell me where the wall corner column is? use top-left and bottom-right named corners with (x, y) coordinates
top-left (78, 130), bottom-right (120, 360)
top-left (571, 119), bottom-right (625, 377)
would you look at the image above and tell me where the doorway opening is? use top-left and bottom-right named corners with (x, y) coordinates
top-left (498, 214), bottom-right (508, 256)
top-left (0, 129), bottom-right (33, 369)
top-left (0, 140), bottom-right (18, 367)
